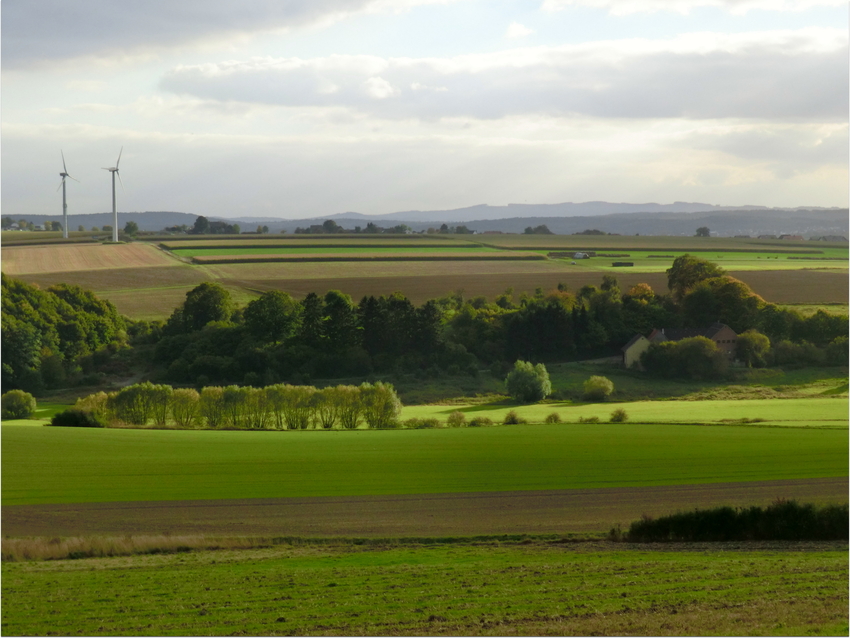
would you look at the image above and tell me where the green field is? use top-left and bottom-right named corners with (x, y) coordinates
top-left (3, 540), bottom-right (847, 636)
top-left (3, 414), bottom-right (846, 505)
top-left (403, 397), bottom-right (848, 426)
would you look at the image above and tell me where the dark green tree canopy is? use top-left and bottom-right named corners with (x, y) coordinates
top-left (695, 226), bottom-right (710, 237)
top-left (505, 360), bottom-right (551, 403)
top-left (244, 291), bottom-right (301, 342)
top-left (666, 254), bottom-right (725, 299)
top-left (182, 283), bottom-right (234, 331)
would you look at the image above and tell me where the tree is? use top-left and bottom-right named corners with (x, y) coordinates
top-left (505, 360), bottom-right (551, 403)
top-left (666, 254), bottom-right (725, 299)
top-left (123, 220), bottom-right (139, 235)
top-left (244, 291), bottom-right (301, 342)
top-left (695, 227), bottom-right (711, 237)
top-left (192, 215), bottom-right (210, 234)
top-left (583, 375), bottom-right (614, 401)
top-left (1, 390), bottom-right (36, 419)
top-left (736, 330), bottom-right (770, 367)
top-left (360, 381), bottom-right (401, 428)
top-left (322, 219), bottom-right (341, 234)
top-left (77, 225), bottom-right (85, 232)
top-left (182, 282), bottom-right (234, 331)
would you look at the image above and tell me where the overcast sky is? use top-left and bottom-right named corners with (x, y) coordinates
top-left (2, 0), bottom-right (847, 220)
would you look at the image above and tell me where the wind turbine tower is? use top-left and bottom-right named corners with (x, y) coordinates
top-left (57, 151), bottom-right (79, 239)
top-left (103, 147), bottom-right (123, 242)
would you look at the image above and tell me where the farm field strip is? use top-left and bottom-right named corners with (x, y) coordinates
top-left (170, 245), bottom-right (500, 257)
top-left (3, 421), bottom-right (846, 505)
top-left (472, 234), bottom-right (848, 251)
top-left (4, 478), bottom-right (846, 538)
top-left (190, 253), bottom-right (546, 265)
top-left (161, 240), bottom-right (480, 250)
top-left (403, 397), bottom-right (849, 425)
top-left (3, 541), bottom-right (847, 637)
top-left (1, 243), bottom-right (177, 275)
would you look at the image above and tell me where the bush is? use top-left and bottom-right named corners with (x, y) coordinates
top-left (624, 500), bottom-right (848, 542)
top-left (50, 409), bottom-right (105, 428)
top-left (609, 408), bottom-right (628, 423)
top-left (446, 411), bottom-right (466, 427)
top-left (503, 410), bottom-right (528, 425)
top-left (578, 416), bottom-right (600, 424)
top-left (505, 360), bottom-right (551, 403)
top-left (1, 390), bottom-right (37, 419)
top-left (544, 412), bottom-right (562, 424)
top-left (404, 417), bottom-right (441, 429)
top-left (468, 416), bottom-right (493, 427)
top-left (582, 376), bottom-right (614, 402)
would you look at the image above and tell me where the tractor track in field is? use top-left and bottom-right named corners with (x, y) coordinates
top-left (4, 477), bottom-right (846, 538)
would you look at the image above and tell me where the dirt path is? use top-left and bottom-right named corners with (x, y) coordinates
top-left (3, 477), bottom-right (846, 537)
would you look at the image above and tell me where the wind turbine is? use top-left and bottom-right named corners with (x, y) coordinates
top-left (57, 151), bottom-right (79, 239)
top-left (102, 147), bottom-right (124, 242)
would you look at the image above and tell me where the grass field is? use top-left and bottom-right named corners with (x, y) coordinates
top-left (3, 413), bottom-right (846, 505)
top-left (2, 540), bottom-right (847, 636)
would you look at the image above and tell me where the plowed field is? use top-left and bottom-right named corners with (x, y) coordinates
top-left (2, 478), bottom-right (845, 537)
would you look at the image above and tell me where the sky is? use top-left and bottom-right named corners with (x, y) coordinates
top-left (2, 0), bottom-right (847, 220)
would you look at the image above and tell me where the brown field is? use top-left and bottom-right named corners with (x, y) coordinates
top-left (3, 477), bottom-right (845, 538)
top-left (2, 243), bottom-right (176, 275)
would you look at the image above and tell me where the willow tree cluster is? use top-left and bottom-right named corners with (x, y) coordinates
top-left (72, 381), bottom-right (402, 430)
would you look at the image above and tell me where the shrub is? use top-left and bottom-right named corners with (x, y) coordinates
top-left (503, 410), bottom-right (528, 425)
top-left (446, 411), bottom-right (466, 427)
top-left (544, 412), bottom-right (562, 424)
top-left (1, 390), bottom-right (37, 419)
top-left (50, 409), bottom-right (104, 428)
top-left (578, 416), bottom-right (600, 424)
top-left (505, 360), bottom-right (551, 403)
top-left (583, 375), bottom-right (614, 402)
top-left (609, 408), bottom-right (628, 423)
top-left (625, 500), bottom-right (848, 542)
top-left (468, 416), bottom-right (493, 427)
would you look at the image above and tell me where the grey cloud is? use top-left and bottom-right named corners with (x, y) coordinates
top-left (1, 0), bottom-right (380, 68)
top-left (160, 39), bottom-right (848, 120)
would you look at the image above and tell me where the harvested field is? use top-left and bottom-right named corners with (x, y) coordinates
top-left (161, 239), bottom-right (474, 250)
top-left (3, 478), bottom-right (846, 537)
top-left (731, 269), bottom-right (849, 304)
top-left (2, 243), bottom-right (176, 275)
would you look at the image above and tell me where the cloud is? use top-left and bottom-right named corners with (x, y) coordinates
top-left (505, 22), bottom-right (534, 39)
top-left (1, 0), bottom-right (447, 68)
top-left (540, 0), bottom-right (847, 15)
top-left (161, 29), bottom-right (848, 120)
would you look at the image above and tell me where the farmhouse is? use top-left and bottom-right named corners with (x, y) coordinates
top-left (621, 334), bottom-right (650, 369)
top-left (648, 323), bottom-right (738, 359)
top-left (778, 234), bottom-right (804, 240)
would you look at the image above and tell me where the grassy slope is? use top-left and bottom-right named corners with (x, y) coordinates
top-left (2, 541), bottom-right (847, 636)
top-left (3, 419), bottom-right (846, 505)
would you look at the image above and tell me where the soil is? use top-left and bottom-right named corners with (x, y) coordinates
top-left (3, 477), bottom-right (845, 538)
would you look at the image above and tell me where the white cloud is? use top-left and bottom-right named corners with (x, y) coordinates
top-left (505, 22), bottom-right (535, 39)
top-left (1, 0), bottom-right (452, 68)
top-left (541, 0), bottom-right (847, 15)
top-left (362, 77), bottom-right (398, 99)
top-left (161, 29), bottom-right (848, 120)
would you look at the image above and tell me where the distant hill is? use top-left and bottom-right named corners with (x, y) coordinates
top-left (8, 204), bottom-right (848, 238)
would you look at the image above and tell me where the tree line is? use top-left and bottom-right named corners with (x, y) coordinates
top-left (3, 254), bottom-right (847, 394)
top-left (2, 274), bottom-right (127, 393)
top-left (66, 381), bottom-right (402, 429)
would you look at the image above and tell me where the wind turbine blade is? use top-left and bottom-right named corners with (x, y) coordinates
top-left (117, 171), bottom-right (125, 192)
top-left (57, 178), bottom-right (65, 192)
top-left (116, 146), bottom-right (123, 169)
top-left (61, 150), bottom-right (68, 174)
top-left (68, 175), bottom-right (80, 183)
